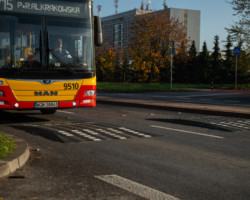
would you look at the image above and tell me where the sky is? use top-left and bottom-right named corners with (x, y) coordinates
top-left (93, 0), bottom-right (237, 52)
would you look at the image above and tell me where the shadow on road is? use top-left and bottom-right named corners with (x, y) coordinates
top-left (11, 125), bottom-right (65, 143)
top-left (147, 118), bottom-right (232, 132)
top-left (0, 110), bottom-right (49, 124)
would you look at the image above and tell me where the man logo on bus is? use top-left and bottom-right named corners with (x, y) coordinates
top-left (42, 80), bottom-right (53, 84)
top-left (35, 91), bottom-right (58, 96)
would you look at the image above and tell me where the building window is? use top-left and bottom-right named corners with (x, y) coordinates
top-left (114, 23), bottom-right (123, 47)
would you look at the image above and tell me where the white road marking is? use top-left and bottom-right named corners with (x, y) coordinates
top-left (107, 128), bottom-right (124, 134)
top-left (72, 130), bottom-right (101, 141)
top-left (150, 125), bottom-right (224, 139)
top-left (57, 110), bottom-right (74, 114)
top-left (58, 130), bottom-right (74, 137)
top-left (95, 174), bottom-right (179, 200)
top-left (83, 129), bottom-right (99, 135)
top-left (217, 121), bottom-right (249, 129)
top-left (96, 129), bottom-right (127, 140)
top-left (210, 122), bottom-right (230, 127)
top-left (119, 127), bottom-right (151, 138)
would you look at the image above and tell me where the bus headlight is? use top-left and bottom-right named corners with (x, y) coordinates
top-left (85, 90), bottom-right (96, 96)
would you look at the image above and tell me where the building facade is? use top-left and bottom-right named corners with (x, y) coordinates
top-left (101, 7), bottom-right (201, 52)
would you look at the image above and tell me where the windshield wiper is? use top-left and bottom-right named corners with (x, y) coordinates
top-left (50, 51), bottom-right (76, 75)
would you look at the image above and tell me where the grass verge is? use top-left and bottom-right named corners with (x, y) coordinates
top-left (97, 82), bottom-right (250, 92)
top-left (0, 132), bottom-right (16, 159)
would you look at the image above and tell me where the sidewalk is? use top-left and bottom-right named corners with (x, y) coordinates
top-left (97, 96), bottom-right (250, 118)
top-left (0, 139), bottom-right (30, 178)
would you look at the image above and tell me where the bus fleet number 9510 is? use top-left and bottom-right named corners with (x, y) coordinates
top-left (64, 83), bottom-right (79, 90)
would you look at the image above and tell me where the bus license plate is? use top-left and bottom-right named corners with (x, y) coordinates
top-left (35, 102), bottom-right (59, 108)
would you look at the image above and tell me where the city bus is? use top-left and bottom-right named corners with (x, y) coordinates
top-left (0, 0), bottom-right (102, 114)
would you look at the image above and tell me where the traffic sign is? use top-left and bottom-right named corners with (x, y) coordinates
top-left (233, 47), bottom-right (241, 56)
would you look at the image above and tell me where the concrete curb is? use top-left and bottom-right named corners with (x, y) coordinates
top-left (97, 96), bottom-right (250, 119)
top-left (0, 139), bottom-right (30, 179)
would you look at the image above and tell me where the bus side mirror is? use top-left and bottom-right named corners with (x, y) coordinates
top-left (94, 16), bottom-right (103, 46)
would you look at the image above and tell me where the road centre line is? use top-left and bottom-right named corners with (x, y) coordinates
top-left (95, 174), bottom-right (180, 200)
top-left (150, 125), bottom-right (224, 139)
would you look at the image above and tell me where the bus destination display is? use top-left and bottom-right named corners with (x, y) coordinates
top-left (0, 0), bottom-right (88, 18)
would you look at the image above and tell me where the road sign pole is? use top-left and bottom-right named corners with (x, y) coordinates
top-left (235, 55), bottom-right (238, 90)
top-left (233, 47), bottom-right (241, 90)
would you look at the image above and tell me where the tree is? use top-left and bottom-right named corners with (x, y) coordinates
top-left (173, 41), bottom-right (189, 83)
top-left (187, 41), bottom-right (200, 83)
top-left (223, 35), bottom-right (234, 83)
top-left (210, 35), bottom-right (222, 83)
top-left (95, 47), bottom-right (116, 82)
top-left (197, 41), bottom-right (211, 83)
top-left (226, 0), bottom-right (250, 50)
top-left (129, 11), bottom-right (187, 82)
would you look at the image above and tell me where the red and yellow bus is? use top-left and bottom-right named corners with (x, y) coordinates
top-left (0, 0), bottom-right (102, 114)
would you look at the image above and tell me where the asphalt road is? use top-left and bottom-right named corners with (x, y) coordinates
top-left (0, 103), bottom-right (250, 200)
top-left (99, 90), bottom-right (250, 107)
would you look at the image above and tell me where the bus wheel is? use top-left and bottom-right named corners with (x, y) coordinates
top-left (40, 109), bottom-right (57, 114)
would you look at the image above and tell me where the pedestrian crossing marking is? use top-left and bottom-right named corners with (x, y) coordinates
top-left (14, 122), bottom-right (154, 143)
top-left (96, 128), bottom-right (127, 140)
top-left (58, 130), bottom-right (74, 137)
top-left (194, 116), bottom-right (250, 131)
top-left (119, 127), bottom-right (152, 138)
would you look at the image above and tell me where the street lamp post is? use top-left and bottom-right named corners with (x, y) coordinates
top-left (170, 52), bottom-right (173, 90)
top-left (170, 40), bottom-right (175, 91)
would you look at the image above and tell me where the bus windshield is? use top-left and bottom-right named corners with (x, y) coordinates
top-left (48, 19), bottom-right (94, 73)
top-left (0, 14), bottom-right (94, 77)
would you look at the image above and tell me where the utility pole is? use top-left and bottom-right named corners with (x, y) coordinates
top-left (97, 5), bottom-right (102, 17)
top-left (114, 0), bottom-right (119, 14)
top-left (146, 0), bottom-right (151, 10)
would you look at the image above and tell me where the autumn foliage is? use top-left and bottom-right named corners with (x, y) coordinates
top-left (129, 11), bottom-right (187, 82)
top-left (95, 10), bottom-right (250, 84)
top-left (96, 47), bottom-right (116, 82)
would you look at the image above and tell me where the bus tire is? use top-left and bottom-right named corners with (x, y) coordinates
top-left (40, 109), bottom-right (57, 114)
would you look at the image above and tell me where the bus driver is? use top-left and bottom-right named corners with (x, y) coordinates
top-left (55, 38), bottom-right (72, 59)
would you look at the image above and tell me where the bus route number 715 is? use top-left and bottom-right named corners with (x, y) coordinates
top-left (0, 0), bottom-right (13, 10)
